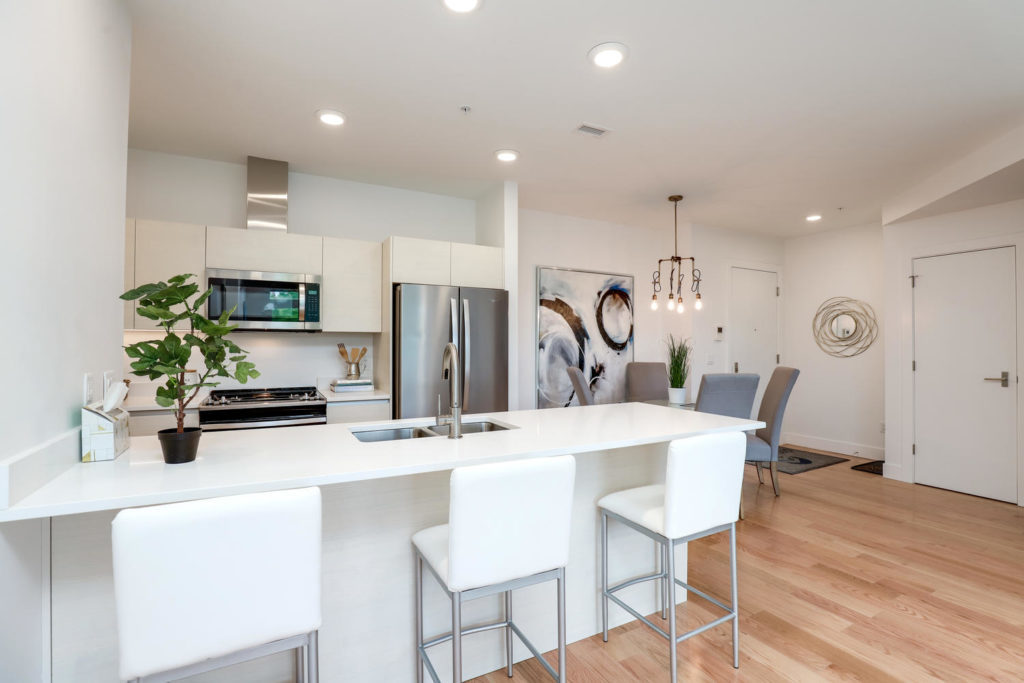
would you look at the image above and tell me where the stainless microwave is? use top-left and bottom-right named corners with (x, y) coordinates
top-left (206, 268), bottom-right (322, 331)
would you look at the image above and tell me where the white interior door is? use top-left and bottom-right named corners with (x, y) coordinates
top-left (730, 267), bottom-right (779, 413)
top-left (913, 247), bottom-right (1017, 503)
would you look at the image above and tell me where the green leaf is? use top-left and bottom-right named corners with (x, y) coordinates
top-left (193, 288), bottom-right (212, 310)
top-left (153, 394), bottom-right (175, 408)
top-left (135, 306), bottom-right (161, 321)
top-left (152, 364), bottom-right (186, 375)
top-left (120, 282), bottom-right (166, 301)
top-left (166, 274), bottom-right (194, 286)
top-left (124, 345), bottom-right (144, 359)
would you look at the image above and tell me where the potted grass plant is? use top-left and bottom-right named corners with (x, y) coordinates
top-left (121, 273), bottom-right (259, 463)
top-left (666, 335), bottom-right (691, 404)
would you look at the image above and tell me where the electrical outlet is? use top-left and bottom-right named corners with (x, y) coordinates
top-left (706, 353), bottom-right (715, 366)
top-left (103, 371), bottom-right (115, 400)
top-left (880, 422), bottom-right (886, 434)
top-left (83, 373), bottom-right (94, 404)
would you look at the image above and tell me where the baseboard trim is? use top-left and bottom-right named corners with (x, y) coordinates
top-left (0, 428), bottom-right (81, 509)
top-left (782, 432), bottom-right (884, 461)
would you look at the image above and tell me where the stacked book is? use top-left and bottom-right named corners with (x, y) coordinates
top-left (330, 378), bottom-right (374, 393)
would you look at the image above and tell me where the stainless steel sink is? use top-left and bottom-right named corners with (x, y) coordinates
top-left (351, 427), bottom-right (439, 443)
top-left (427, 420), bottom-right (511, 437)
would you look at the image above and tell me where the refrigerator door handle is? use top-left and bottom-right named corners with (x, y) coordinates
top-left (462, 298), bottom-right (471, 410)
top-left (450, 297), bottom-right (458, 345)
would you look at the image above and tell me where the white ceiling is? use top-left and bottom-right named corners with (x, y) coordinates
top-left (127, 0), bottom-right (1024, 237)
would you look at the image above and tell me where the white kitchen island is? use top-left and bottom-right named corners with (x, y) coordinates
top-left (0, 403), bottom-right (760, 682)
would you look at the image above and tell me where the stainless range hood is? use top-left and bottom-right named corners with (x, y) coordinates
top-left (246, 156), bottom-right (288, 231)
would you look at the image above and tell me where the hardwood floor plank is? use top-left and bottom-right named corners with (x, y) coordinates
top-left (470, 454), bottom-right (1024, 682)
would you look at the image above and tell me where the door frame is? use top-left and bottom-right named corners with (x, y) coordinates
top-left (896, 233), bottom-right (1024, 506)
top-left (726, 261), bottom-right (783, 378)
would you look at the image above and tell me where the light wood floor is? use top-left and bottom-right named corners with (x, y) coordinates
top-left (472, 450), bottom-right (1024, 682)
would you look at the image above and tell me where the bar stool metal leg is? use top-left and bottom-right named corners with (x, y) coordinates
top-left (660, 541), bottom-right (669, 620)
top-left (307, 631), bottom-right (319, 683)
top-left (730, 523), bottom-right (740, 669)
top-left (505, 590), bottom-right (514, 677)
top-left (557, 567), bottom-right (567, 682)
top-left (601, 511), bottom-right (609, 642)
top-left (295, 644), bottom-right (307, 683)
top-left (416, 554), bottom-right (424, 683)
top-left (666, 538), bottom-right (677, 683)
top-left (452, 591), bottom-right (463, 683)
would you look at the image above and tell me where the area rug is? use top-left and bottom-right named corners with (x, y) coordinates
top-left (851, 460), bottom-right (884, 475)
top-left (775, 447), bottom-right (849, 475)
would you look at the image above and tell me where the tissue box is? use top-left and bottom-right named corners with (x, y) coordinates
top-left (81, 403), bottom-right (130, 462)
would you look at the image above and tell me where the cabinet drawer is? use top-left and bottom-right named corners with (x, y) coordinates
top-left (326, 400), bottom-right (391, 424)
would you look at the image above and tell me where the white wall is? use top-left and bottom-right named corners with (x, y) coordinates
top-left (0, 1), bottom-right (131, 680)
top-left (690, 224), bottom-right (784, 396)
top-left (782, 224), bottom-right (885, 458)
top-left (126, 148), bottom-right (477, 243)
top-left (884, 198), bottom-right (1024, 485)
top-left (517, 209), bottom-right (685, 409)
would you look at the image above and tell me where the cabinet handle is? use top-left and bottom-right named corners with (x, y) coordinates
top-left (734, 362), bottom-right (739, 373)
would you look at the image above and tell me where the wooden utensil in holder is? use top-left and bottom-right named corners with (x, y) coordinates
top-left (339, 344), bottom-right (367, 379)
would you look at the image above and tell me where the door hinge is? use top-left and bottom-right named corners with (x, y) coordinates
top-left (776, 286), bottom-right (780, 297)
top-left (776, 353), bottom-right (780, 364)
top-left (909, 274), bottom-right (918, 288)
top-left (912, 360), bottom-right (916, 371)
top-left (912, 443), bottom-right (916, 455)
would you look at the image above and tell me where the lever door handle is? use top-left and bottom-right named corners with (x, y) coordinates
top-left (983, 371), bottom-right (1009, 387)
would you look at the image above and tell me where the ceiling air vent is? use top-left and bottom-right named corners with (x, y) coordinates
top-left (576, 123), bottom-right (610, 138)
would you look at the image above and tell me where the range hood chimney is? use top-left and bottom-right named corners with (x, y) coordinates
top-left (246, 156), bottom-right (289, 231)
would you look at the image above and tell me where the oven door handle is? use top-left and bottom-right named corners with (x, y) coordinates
top-left (199, 417), bottom-right (327, 431)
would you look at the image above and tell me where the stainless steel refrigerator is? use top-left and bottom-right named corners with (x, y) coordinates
top-left (393, 284), bottom-right (508, 419)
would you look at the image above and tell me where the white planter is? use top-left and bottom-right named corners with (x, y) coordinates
top-left (668, 387), bottom-right (686, 405)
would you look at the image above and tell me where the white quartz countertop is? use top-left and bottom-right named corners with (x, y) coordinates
top-left (0, 403), bottom-right (761, 522)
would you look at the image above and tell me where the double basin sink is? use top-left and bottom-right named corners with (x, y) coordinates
top-left (351, 419), bottom-right (512, 443)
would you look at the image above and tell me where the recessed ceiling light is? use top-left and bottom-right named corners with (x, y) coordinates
top-left (443, 0), bottom-right (480, 12)
top-left (588, 42), bottom-right (628, 68)
top-left (806, 214), bottom-right (822, 222)
top-left (495, 149), bottom-right (518, 162)
top-left (317, 109), bottom-right (345, 126)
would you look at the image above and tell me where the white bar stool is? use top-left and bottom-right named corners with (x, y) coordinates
top-left (598, 432), bottom-right (745, 682)
top-left (413, 455), bottom-right (577, 682)
top-left (111, 487), bottom-right (323, 683)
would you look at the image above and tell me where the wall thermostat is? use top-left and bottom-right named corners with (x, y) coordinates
top-left (714, 325), bottom-right (724, 342)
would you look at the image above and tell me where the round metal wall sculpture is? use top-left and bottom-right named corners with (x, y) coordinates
top-left (812, 297), bottom-right (877, 358)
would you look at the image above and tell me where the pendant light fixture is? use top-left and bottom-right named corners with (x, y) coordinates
top-left (651, 195), bottom-right (702, 313)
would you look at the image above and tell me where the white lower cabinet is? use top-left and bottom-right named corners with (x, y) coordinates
top-left (129, 410), bottom-right (199, 437)
top-left (326, 400), bottom-right (390, 424)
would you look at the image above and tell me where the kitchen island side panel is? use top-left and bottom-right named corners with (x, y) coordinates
top-left (49, 443), bottom-right (683, 682)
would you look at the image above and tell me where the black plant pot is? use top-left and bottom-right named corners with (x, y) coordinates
top-left (157, 427), bottom-right (202, 464)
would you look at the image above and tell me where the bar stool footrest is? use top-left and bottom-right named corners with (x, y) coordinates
top-left (419, 618), bottom-right (559, 683)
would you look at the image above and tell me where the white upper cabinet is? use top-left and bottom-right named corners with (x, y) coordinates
top-left (451, 242), bottom-right (503, 289)
top-left (389, 236), bottom-right (503, 289)
top-left (389, 236), bottom-right (452, 286)
top-left (322, 237), bottom-right (382, 332)
top-left (133, 220), bottom-right (207, 330)
top-left (206, 226), bottom-right (323, 275)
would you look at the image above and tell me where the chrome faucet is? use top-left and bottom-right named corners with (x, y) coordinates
top-left (437, 342), bottom-right (462, 439)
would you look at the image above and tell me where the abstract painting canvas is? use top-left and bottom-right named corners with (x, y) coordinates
top-left (536, 267), bottom-right (634, 407)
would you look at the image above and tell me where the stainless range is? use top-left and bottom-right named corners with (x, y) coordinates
top-left (198, 386), bottom-right (327, 431)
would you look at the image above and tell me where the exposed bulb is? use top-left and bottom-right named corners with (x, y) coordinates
top-left (677, 300), bottom-right (685, 314)
top-left (667, 296), bottom-right (675, 311)
top-left (694, 293), bottom-right (703, 310)
top-left (650, 295), bottom-right (658, 311)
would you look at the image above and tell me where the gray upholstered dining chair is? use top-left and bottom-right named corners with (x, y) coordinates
top-left (625, 362), bottom-right (669, 402)
top-left (694, 373), bottom-right (760, 419)
top-left (566, 367), bottom-right (595, 406)
top-left (746, 367), bottom-right (800, 496)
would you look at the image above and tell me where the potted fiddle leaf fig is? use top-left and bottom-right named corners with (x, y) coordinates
top-left (666, 335), bottom-right (691, 404)
top-left (121, 274), bottom-right (260, 464)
